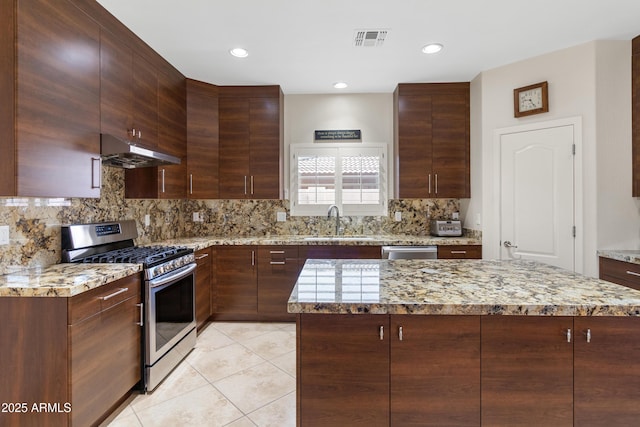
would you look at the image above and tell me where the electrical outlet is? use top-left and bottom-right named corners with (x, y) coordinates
top-left (452, 212), bottom-right (460, 220)
top-left (394, 211), bottom-right (402, 222)
top-left (144, 214), bottom-right (150, 227)
top-left (276, 212), bottom-right (287, 222)
top-left (0, 226), bottom-right (9, 245)
top-left (193, 212), bottom-right (200, 222)
top-left (475, 213), bottom-right (482, 226)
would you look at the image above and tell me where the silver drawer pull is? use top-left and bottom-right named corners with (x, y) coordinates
top-left (586, 328), bottom-right (591, 343)
top-left (270, 251), bottom-right (285, 254)
top-left (100, 287), bottom-right (128, 301)
top-left (567, 328), bottom-right (572, 343)
top-left (195, 253), bottom-right (209, 260)
top-left (379, 325), bottom-right (384, 340)
top-left (270, 261), bottom-right (286, 265)
top-left (399, 326), bottom-right (403, 341)
top-left (450, 251), bottom-right (467, 254)
top-left (625, 270), bottom-right (640, 277)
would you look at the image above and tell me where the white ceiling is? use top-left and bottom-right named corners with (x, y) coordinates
top-left (97, 0), bottom-right (640, 94)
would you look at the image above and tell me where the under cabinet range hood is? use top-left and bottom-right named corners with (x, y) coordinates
top-left (100, 134), bottom-right (181, 169)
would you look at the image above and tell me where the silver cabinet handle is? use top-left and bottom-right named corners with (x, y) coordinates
top-left (251, 250), bottom-right (255, 266)
top-left (428, 173), bottom-right (432, 194)
top-left (131, 128), bottom-right (136, 138)
top-left (136, 303), bottom-right (144, 326)
top-left (567, 328), bottom-right (572, 343)
top-left (91, 157), bottom-right (101, 189)
top-left (503, 241), bottom-right (518, 249)
top-left (450, 251), bottom-right (467, 254)
top-left (435, 173), bottom-right (438, 194)
top-left (161, 169), bottom-right (166, 193)
top-left (270, 261), bottom-right (286, 265)
top-left (270, 251), bottom-right (285, 254)
top-left (626, 270), bottom-right (640, 277)
top-left (189, 173), bottom-right (193, 195)
top-left (195, 253), bottom-right (209, 260)
top-left (250, 176), bottom-right (254, 195)
top-left (99, 287), bottom-right (128, 301)
top-left (138, 130), bottom-right (142, 139)
top-left (244, 176), bottom-right (247, 195)
top-left (399, 326), bottom-right (403, 341)
top-left (379, 325), bottom-right (384, 341)
top-left (586, 328), bottom-right (591, 343)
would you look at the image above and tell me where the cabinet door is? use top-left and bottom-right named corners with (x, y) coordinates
top-left (395, 94), bottom-right (432, 198)
top-left (157, 70), bottom-right (187, 199)
top-left (298, 314), bottom-right (390, 427)
top-left (431, 90), bottom-right (470, 198)
top-left (132, 53), bottom-right (158, 149)
top-left (187, 79), bottom-right (219, 199)
top-left (250, 97), bottom-right (281, 198)
top-left (16, 0), bottom-right (100, 198)
top-left (632, 36), bottom-right (640, 197)
top-left (195, 248), bottom-right (212, 330)
top-left (215, 247), bottom-right (257, 314)
top-left (100, 29), bottom-right (133, 141)
top-left (574, 317), bottom-right (640, 426)
top-left (219, 97), bottom-right (250, 198)
top-left (481, 316), bottom-right (573, 427)
top-left (437, 245), bottom-right (482, 259)
top-left (70, 294), bottom-right (141, 427)
top-left (390, 315), bottom-right (480, 426)
top-left (257, 246), bottom-right (299, 320)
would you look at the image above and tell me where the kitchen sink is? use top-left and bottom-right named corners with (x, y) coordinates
top-left (303, 236), bottom-right (376, 241)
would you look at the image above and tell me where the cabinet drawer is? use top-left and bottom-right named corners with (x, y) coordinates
top-left (438, 245), bottom-right (482, 259)
top-left (260, 245), bottom-right (299, 262)
top-left (69, 274), bottom-right (141, 325)
top-left (599, 257), bottom-right (640, 291)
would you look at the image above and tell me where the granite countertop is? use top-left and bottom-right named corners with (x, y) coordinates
top-left (288, 259), bottom-right (640, 316)
top-left (598, 250), bottom-right (640, 265)
top-left (155, 234), bottom-right (481, 252)
top-left (0, 234), bottom-right (478, 298)
top-left (0, 263), bottom-right (142, 297)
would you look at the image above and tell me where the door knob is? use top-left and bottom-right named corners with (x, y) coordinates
top-left (503, 241), bottom-right (518, 249)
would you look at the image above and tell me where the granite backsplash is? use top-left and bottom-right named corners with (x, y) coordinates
top-left (0, 167), bottom-right (471, 275)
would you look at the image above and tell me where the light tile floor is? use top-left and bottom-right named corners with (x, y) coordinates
top-left (105, 322), bottom-right (297, 427)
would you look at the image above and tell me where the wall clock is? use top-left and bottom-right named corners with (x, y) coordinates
top-left (513, 81), bottom-right (549, 117)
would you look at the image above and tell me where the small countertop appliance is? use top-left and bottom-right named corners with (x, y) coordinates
top-left (430, 219), bottom-right (463, 237)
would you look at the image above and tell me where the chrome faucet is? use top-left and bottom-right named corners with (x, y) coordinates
top-left (327, 204), bottom-right (341, 235)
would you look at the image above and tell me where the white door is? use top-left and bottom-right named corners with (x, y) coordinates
top-left (500, 124), bottom-right (575, 271)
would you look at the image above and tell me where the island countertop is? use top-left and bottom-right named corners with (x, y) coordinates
top-left (287, 259), bottom-right (640, 316)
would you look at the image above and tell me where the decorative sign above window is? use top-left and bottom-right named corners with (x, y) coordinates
top-left (314, 129), bottom-right (362, 142)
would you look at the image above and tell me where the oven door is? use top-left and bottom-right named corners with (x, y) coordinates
top-left (146, 263), bottom-right (197, 366)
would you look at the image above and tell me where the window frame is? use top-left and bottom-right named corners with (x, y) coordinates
top-left (290, 143), bottom-right (388, 217)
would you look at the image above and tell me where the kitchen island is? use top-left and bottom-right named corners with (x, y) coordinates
top-left (289, 259), bottom-right (640, 427)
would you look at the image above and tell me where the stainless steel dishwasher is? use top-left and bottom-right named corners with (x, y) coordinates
top-left (381, 246), bottom-right (438, 259)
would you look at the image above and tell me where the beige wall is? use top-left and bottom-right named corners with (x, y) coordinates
top-left (283, 93), bottom-right (394, 199)
top-left (474, 40), bottom-right (638, 276)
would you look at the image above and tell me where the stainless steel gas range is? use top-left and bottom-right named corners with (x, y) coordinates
top-left (62, 220), bottom-right (197, 392)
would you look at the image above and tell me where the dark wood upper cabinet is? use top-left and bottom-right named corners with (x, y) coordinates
top-left (218, 86), bottom-right (283, 199)
top-left (187, 79), bottom-right (219, 199)
top-left (632, 36), bottom-right (640, 196)
top-left (0, 0), bottom-right (101, 198)
top-left (394, 83), bottom-right (470, 199)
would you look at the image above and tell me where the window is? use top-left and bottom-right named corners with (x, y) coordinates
top-left (290, 144), bottom-right (387, 216)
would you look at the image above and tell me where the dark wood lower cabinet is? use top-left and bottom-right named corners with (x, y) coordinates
top-left (481, 316), bottom-right (574, 427)
top-left (298, 314), bottom-right (640, 426)
top-left (215, 246), bottom-right (258, 317)
top-left (298, 314), bottom-right (390, 427)
top-left (195, 247), bottom-right (212, 330)
top-left (0, 274), bottom-right (142, 427)
top-left (257, 246), bottom-right (300, 321)
top-left (390, 315), bottom-right (480, 426)
top-left (574, 316), bottom-right (640, 426)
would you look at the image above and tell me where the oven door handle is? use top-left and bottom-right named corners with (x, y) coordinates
top-left (148, 263), bottom-right (196, 288)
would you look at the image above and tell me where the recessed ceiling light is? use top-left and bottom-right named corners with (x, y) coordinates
top-left (229, 48), bottom-right (248, 58)
top-left (333, 82), bottom-right (348, 89)
top-left (422, 43), bottom-right (443, 54)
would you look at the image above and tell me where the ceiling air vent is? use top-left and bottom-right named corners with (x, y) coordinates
top-left (353, 29), bottom-right (388, 47)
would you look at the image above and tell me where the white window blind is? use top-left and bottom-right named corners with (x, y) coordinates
top-left (290, 144), bottom-right (387, 216)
